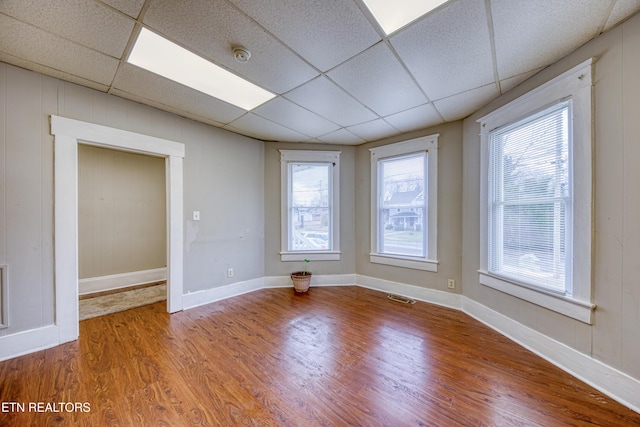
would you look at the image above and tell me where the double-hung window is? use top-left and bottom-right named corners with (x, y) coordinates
top-left (280, 150), bottom-right (341, 261)
top-left (370, 135), bottom-right (438, 271)
top-left (489, 101), bottom-right (571, 293)
top-left (478, 58), bottom-right (595, 323)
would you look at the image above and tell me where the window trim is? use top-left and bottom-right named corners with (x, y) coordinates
top-left (279, 150), bottom-right (341, 262)
top-left (369, 135), bottom-right (439, 271)
top-left (477, 58), bottom-right (595, 324)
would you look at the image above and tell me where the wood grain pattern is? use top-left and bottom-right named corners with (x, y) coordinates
top-left (1, 286), bottom-right (639, 426)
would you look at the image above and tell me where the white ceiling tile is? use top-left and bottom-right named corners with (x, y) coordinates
top-left (347, 119), bottom-right (399, 141)
top-left (491, 0), bottom-right (612, 80)
top-left (112, 63), bottom-right (246, 124)
top-left (285, 76), bottom-right (377, 127)
top-left (143, 0), bottom-right (318, 94)
top-left (225, 113), bottom-right (308, 142)
top-left (315, 128), bottom-right (366, 145)
top-left (1, 0), bottom-right (638, 144)
top-left (0, 14), bottom-right (119, 86)
top-left (604, 0), bottom-right (640, 32)
top-left (100, 0), bottom-right (145, 18)
top-left (433, 84), bottom-right (499, 121)
top-left (383, 104), bottom-right (443, 133)
top-left (328, 43), bottom-right (427, 116)
top-left (390, 0), bottom-right (494, 101)
top-left (0, 0), bottom-right (134, 58)
top-left (253, 97), bottom-right (340, 137)
top-left (228, 0), bottom-right (381, 71)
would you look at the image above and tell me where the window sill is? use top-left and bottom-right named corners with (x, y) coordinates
top-left (281, 251), bottom-right (341, 262)
top-left (370, 253), bottom-right (438, 272)
top-left (478, 271), bottom-right (595, 324)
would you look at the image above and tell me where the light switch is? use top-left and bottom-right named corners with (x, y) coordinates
top-left (192, 211), bottom-right (200, 221)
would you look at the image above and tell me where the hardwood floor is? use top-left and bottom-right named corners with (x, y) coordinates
top-left (1, 286), bottom-right (639, 426)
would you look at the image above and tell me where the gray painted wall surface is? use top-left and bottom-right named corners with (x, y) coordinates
top-left (462, 13), bottom-right (640, 381)
top-left (0, 62), bottom-right (265, 336)
top-left (78, 145), bottom-right (166, 279)
top-left (263, 142), bottom-right (356, 276)
top-left (354, 121), bottom-right (463, 293)
top-left (1, 9), bottom-right (639, 387)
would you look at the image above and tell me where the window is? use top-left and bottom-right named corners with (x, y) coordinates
top-left (370, 135), bottom-right (438, 271)
top-left (280, 150), bottom-right (341, 261)
top-left (478, 58), bottom-right (595, 323)
top-left (489, 101), bottom-right (571, 293)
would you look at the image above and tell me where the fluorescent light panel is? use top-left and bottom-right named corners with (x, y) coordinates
top-left (128, 28), bottom-right (275, 111)
top-left (362, 0), bottom-right (449, 35)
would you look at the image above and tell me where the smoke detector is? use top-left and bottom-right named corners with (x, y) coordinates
top-left (233, 47), bottom-right (251, 63)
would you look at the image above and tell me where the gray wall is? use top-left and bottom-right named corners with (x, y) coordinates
top-left (0, 62), bottom-right (265, 336)
top-left (355, 121), bottom-right (463, 292)
top-left (263, 141), bottom-right (356, 276)
top-left (462, 13), bottom-right (640, 381)
top-left (78, 145), bottom-right (166, 279)
top-left (1, 9), bottom-right (639, 387)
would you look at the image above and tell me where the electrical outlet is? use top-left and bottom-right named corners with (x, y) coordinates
top-left (227, 268), bottom-right (234, 278)
top-left (447, 279), bottom-right (455, 289)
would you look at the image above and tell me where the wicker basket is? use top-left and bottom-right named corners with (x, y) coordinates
top-left (291, 271), bottom-right (312, 293)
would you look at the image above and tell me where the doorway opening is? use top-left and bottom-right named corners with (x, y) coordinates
top-left (77, 145), bottom-right (167, 320)
top-left (51, 115), bottom-right (185, 343)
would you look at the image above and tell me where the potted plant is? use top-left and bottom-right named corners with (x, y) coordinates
top-left (291, 259), bottom-right (312, 293)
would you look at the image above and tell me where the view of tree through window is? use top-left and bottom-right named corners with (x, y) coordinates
top-left (378, 153), bottom-right (427, 257)
top-left (289, 163), bottom-right (331, 251)
top-left (489, 101), bottom-right (571, 292)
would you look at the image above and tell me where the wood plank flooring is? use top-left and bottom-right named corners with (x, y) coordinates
top-left (1, 286), bottom-right (639, 426)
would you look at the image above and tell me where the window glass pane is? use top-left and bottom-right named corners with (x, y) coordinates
top-left (497, 105), bottom-right (569, 202)
top-left (379, 153), bottom-right (426, 257)
top-left (496, 202), bottom-right (567, 292)
top-left (289, 163), bottom-right (331, 251)
top-left (489, 102), bottom-right (570, 292)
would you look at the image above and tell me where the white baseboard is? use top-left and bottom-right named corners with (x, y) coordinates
top-left (264, 273), bottom-right (357, 289)
top-left (3, 272), bottom-right (638, 414)
top-left (0, 325), bottom-right (60, 362)
top-left (356, 274), bottom-right (462, 310)
top-left (354, 274), bottom-right (640, 414)
top-left (185, 274), bottom-right (356, 309)
top-left (461, 297), bottom-right (640, 414)
top-left (182, 277), bottom-right (264, 310)
top-left (79, 267), bottom-right (167, 295)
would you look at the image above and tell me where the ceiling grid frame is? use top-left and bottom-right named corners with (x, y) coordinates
top-left (0, 0), bottom-right (637, 144)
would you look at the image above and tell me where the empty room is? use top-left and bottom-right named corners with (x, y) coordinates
top-left (1, 0), bottom-right (640, 425)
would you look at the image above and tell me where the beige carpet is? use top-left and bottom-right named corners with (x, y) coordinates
top-left (79, 284), bottom-right (167, 320)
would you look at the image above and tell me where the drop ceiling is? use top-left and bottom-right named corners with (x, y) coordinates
top-left (1, 0), bottom-right (638, 145)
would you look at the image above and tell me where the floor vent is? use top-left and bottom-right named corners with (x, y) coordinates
top-left (387, 294), bottom-right (416, 304)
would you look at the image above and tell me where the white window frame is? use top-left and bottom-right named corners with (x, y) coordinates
top-left (370, 135), bottom-right (439, 272)
top-left (478, 58), bottom-right (595, 324)
top-left (280, 150), bottom-right (341, 261)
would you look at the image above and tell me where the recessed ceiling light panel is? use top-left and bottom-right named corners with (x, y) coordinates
top-left (362, 0), bottom-right (450, 35)
top-left (127, 28), bottom-right (275, 111)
